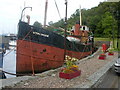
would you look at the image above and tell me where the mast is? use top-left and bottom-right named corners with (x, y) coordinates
top-left (44, 0), bottom-right (48, 27)
top-left (64, 0), bottom-right (67, 59)
top-left (79, 5), bottom-right (82, 26)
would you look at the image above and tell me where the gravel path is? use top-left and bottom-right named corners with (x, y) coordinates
top-left (10, 50), bottom-right (117, 88)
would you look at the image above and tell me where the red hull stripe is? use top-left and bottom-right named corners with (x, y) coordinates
top-left (16, 40), bottom-right (91, 73)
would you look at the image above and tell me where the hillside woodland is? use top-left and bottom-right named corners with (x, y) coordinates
top-left (34, 2), bottom-right (120, 38)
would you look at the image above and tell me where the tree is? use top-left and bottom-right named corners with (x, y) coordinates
top-left (47, 2), bottom-right (118, 38)
top-left (101, 12), bottom-right (117, 38)
top-left (33, 21), bottom-right (42, 28)
top-left (48, 21), bottom-right (54, 26)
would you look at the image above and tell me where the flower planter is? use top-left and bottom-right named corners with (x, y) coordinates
top-left (108, 52), bottom-right (114, 55)
top-left (98, 55), bottom-right (106, 60)
top-left (59, 70), bottom-right (81, 79)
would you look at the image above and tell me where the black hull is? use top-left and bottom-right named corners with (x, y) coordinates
top-left (18, 21), bottom-right (92, 52)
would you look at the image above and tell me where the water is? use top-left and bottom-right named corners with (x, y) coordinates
top-left (0, 52), bottom-right (4, 79)
top-left (0, 52), bottom-right (3, 67)
top-left (0, 51), bottom-right (7, 79)
top-left (3, 47), bottom-right (16, 78)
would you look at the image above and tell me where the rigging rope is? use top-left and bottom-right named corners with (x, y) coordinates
top-left (65, 40), bottom-right (92, 59)
top-left (2, 29), bottom-right (32, 59)
top-left (54, 0), bottom-right (62, 20)
top-left (0, 69), bottom-right (31, 76)
top-left (71, 42), bottom-right (89, 59)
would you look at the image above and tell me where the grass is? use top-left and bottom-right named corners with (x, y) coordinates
top-left (94, 38), bottom-right (110, 41)
top-left (112, 38), bottom-right (117, 49)
top-left (94, 37), bottom-right (118, 51)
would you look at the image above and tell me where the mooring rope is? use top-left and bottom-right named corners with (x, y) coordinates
top-left (29, 36), bottom-right (35, 76)
top-left (1, 29), bottom-right (33, 76)
top-left (1, 29), bottom-right (32, 59)
top-left (0, 69), bottom-right (32, 76)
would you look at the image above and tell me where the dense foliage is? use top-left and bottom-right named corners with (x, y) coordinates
top-left (33, 2), bottom-right (119, 38)
top-left (48, 2), bottom-right (118, 38)
top-left (33, 21), bottom-right (42, 28)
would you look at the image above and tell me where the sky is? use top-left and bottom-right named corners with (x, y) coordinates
top-left (0, 0), bottom-right (106, 35)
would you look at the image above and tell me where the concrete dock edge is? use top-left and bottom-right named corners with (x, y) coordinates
top-left (73, 57), bottom-right (118, 88)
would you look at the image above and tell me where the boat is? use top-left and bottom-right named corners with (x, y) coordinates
top-left (0, 50), bottom-right (6, 79)
top-left (16, 0), bottom-right (94, 75)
